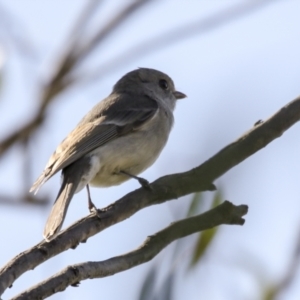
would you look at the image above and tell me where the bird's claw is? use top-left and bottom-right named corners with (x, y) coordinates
top-left (138, 177), bottom-right (152, 190)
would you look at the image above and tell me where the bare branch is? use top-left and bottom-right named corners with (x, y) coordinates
top-left (0, 114), bottom-right (43, 157)
top-left (12, 201), bottom-right (248, 300)
top-left (0, 0), bottom-right (150, 158)
top-left (0, 95), bottom-right (300, 296)
top-left (68, 0), bottom-right (102, 37)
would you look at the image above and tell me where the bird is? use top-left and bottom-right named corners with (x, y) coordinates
top-left (30, 68), bottom-right (186, 241)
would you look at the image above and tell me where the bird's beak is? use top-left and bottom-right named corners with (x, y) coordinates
top-left (173, 91), bottom-right (187, 100)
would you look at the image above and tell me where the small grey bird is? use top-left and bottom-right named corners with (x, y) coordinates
top-left (30, 68), bottom-right (186, 241)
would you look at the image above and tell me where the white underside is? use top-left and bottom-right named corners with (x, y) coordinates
top-left (74, 108), bottom-right (172, 192)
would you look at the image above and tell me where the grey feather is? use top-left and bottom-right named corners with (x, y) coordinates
top-left (30, 94), bottom-right (158, 193)
top-left (43, 156), bottom-right (92, 241)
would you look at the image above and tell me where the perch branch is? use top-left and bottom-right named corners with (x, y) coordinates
top-left (0, 95), bottom-right (300, 296)
top-left (12, 201), bottom-right (247, 299)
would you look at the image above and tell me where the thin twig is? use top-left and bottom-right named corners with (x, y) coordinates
top-left (0, 0), bottom-right (151, 158)
top-left (75, 0), bottom-right (275, 85)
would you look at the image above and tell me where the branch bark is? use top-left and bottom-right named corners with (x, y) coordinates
top-left (0, 95), bottom-right (300, 297)
top-left (11, 201), bottom-right (248, 300)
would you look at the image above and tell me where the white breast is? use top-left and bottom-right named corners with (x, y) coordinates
top-left (89, 108), bottom-right (173, 187)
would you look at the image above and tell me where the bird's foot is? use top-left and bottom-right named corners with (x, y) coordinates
top-left (120, 170), bottom-right (152, 190)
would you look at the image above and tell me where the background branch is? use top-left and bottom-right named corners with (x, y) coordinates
top-left (79, 0), bottom-right (274, 85)
top-left (12, 201), bottom-right (248, 300)
top-left (0, 0), bottom-right (272, 159)
top-left (0, 0), bottom-right (151, 158)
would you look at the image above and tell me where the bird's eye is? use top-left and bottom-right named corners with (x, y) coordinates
top-left (159, 79), bottom-right (168, 90)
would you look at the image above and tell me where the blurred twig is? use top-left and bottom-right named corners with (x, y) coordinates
top-left (190, 191), bottom-right (222, 267)
top-left (0, 193), bottom-right (48, 206)
top-left (74, 0), bottom-right (152, 63)
top-left (263, 223), bottom-right (300, 300)
top-left (0, 0), bottom-right (274, 160)
top-left (0, 0), bottom-right (151, 158)
top-left (0, 2), bottom-right (38, 60)
top-left (77, 0), bottom-right (275, 84)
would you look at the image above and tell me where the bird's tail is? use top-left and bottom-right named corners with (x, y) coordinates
top-left (29, 172), bottom-right (49, 195)
top-left (43, 171), bottom-right (81, 242)
top-left (44, 157), bottom-right (91, 241)
top-left (42, 156), bottom-right (93, 241)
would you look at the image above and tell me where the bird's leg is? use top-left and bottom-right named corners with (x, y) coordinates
top-left (86, 184), bottom-right (97, 213)
top-left (86, 185), bottom-right (107, 219)
top-left (120, 170), bottom-right (152, 190)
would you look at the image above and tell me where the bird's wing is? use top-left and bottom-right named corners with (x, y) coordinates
top-left (30, 95), bottom-right (158, 193)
